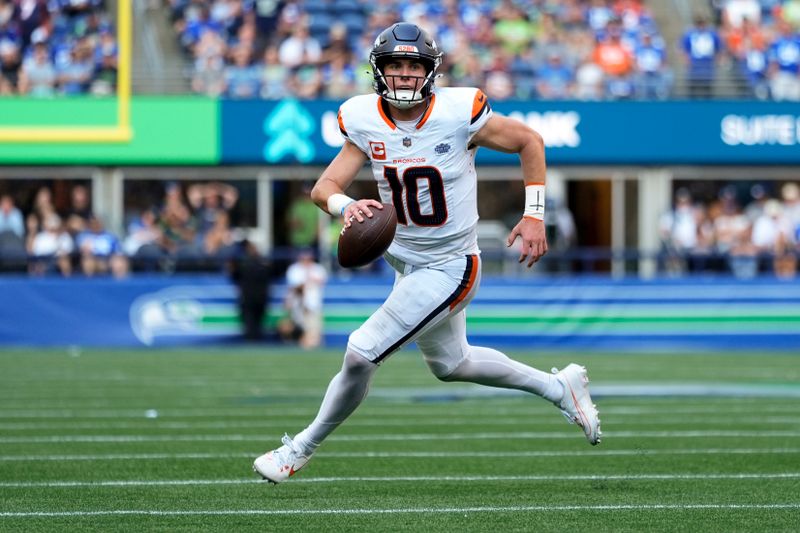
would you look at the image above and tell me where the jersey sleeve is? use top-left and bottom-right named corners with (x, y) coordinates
top-left (337, 99), bottom-right (369, 156)
top-left (467, 88), bottom-right (492, 137)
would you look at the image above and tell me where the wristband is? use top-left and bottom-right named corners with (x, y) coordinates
top-left (523, 182), bottom-right (546, 221)
top-left (327, 193), bottom-right (355, 216)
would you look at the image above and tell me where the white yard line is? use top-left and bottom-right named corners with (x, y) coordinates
top-left (0, 403), bottom-right (797, 419)
top-left (1, 430), bottom-right (799, 444)
top-left (0, 415), bottom-right (797, 431)
top-left (1, 503), bottom-right (799, 518)
top-left (1, 447), bottom-right (798, 462)
top-left (2, 473), bottom-right (800, 488)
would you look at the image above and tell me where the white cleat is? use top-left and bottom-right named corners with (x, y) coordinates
top-left (253, 434), bottom-right (312, 484)
top-left (552, 364), bottom-right (602, 445)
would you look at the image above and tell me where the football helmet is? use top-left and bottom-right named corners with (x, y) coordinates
top-left (369, 23), bottom-right (443, 109)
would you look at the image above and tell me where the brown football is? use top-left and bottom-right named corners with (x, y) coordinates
top-left (337, 203), bottom-right (397, 268)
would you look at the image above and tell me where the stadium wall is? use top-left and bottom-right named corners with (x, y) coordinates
top-left (1, 98), bottom-right (799, 165)
top-left (1, 275), bottom-right (797, 350)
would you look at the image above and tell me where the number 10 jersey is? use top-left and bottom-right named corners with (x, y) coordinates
top-left (337, 87), bottom-right (493, 267)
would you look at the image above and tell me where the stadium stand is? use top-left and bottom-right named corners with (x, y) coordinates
top-left (0, 0), bottom-right (119, 96)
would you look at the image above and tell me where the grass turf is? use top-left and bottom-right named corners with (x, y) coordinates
top-left (0, 348), bottom-right (798, 532)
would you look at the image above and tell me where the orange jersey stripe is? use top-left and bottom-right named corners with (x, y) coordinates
top-left (415, 94), bottom-right (437, 129)
top-left (450, 254), bottom-right (479, 311)
top-left (471, 90), bottom-right (488, 121)
top-left (337, 110), bottom-right (347, 136)
top-left (377, 98), bottom-right (396, 130)
top-left (525, 181), bottom-right (545, 186)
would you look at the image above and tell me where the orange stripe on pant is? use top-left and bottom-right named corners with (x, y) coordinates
top-left (450, 254), bottom-right (479, 311)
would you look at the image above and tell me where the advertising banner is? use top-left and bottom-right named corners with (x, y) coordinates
top-left (221, 99), bottom-right (800, 166)
top-left (0, 97), bottom-right (218, 164)
top-left (0, 275), bottom-right (797, 349)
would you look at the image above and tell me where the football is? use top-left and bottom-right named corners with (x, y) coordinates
top-left (337, 203), bottom-right (397, 268)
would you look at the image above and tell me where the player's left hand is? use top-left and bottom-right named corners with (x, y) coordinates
top-left (507, 217), bottom-right (548, 268)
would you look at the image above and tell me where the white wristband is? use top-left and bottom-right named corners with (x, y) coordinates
top-left (523, 183), bottom-right (546, 221)
top-left (327, 193), bottom-right (355, 216)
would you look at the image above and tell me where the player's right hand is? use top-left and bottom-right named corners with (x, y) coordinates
top-left (343, 199), bottom-right (384, 228)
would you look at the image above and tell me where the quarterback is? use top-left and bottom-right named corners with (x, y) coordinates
top-left (254, 22), bottom-right (601, 483)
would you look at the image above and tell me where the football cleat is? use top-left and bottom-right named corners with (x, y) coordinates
top-left (552, 364), bottom-right (602, 445)
top-left (253, 434), bottom-right (312, 484)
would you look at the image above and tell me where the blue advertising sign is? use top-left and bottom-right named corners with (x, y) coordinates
top-left (0, 275), bottom-right (798, 350)
top-left (221, 99), bottom-right (800, 165)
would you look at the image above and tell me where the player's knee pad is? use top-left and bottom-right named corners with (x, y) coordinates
top-left (424, 350), bottom-right (468, 382)
top-left (342, 348), bottom-right (378, 378)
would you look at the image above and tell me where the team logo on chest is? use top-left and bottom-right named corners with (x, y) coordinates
top-left (435, 143), bottom-right (451, 154)
top-left (402, 137), bottom-right (412, 148)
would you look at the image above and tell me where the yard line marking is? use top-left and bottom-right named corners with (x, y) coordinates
top-left (2, 430), bottom-right (800, 443)
top-left (2, 504), bottom-right (799, 517)
top-left (0, 404), bottom-right (797, 419)
top-left (1, 448), bottom-right (798, 462)
top-left (2, 415), bottom-right (797, 431)
top-left (3, 473), bottom-right (800, 488)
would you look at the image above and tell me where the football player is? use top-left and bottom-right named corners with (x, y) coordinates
top-left (254, 22), bottom-right (601, 483)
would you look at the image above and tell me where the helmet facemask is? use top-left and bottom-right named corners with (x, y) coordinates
top-left (371, 55), bottom-right (439, 110)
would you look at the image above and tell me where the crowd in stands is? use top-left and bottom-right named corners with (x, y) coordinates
top-left (0, 0), bottom-right (118, 96)
top-left (684, 1), bottom-right (800, 99)
top-left (659, 182), bottom-right (800, 278)
top-left (175, 0), bottom-right (675, 101)
top-left (172, 0), bottom-right (800, 101)
top-left (0, 181), bottom-right (243, 277)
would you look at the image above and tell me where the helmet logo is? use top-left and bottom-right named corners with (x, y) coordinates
top-left (394, 45), bottom-right (418, 52)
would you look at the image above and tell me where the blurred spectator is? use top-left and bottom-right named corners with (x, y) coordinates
top-left (681, 14), bottom-right (722, 98)
top-left (28, 213), bottom-right (73, 277)
top-left (123, 208), bottom-right (164, 267)
top-left (228, 238), bottom-right (272, 341)
top-left (286, 182), bottom-right (319, 250)
top-left (659, 188), bottom-right (703, 274)
top-left (321, 53), bottom-right (356, 99)
top-left (744, 183), bottom-right (769, 222)
top-left (574, 54), bottom-right (605, 98)
top-left (157, 182), bottom-right (201, 257)
top-left (782, 182), bottom-right (800, 237)
top-left (75, 215), bottom-right (128, 278)
top-left (92, 27), bottom-right (118, 95)
top-left (288, 62), bottom-right (322, 99)
top-left (712, 186), bottom-right (758, 278)
top-left (633, 30), bottom-right (672, 99)
top-left (65, 184), bottom-right (93, 237)
top-left (279, 249), bottom-right (327, 349)
top-left (278, 22), bottom-right (321, 69)
top-left (0, 39), bottom-right (21, 94)
top-left (17, 41), bottom-right (56, 97)
top-left (56, 36), bottom-right (94, 95)
top-left (25, 186), bottom-right (56, 241)
top-left (224, 44), bottom-right (260, 98)
top-left (766, 19), bottom-right (800, 101)
top-left (0, 193), bottom-right (24, 239)
top-left (259, 44), bottom-right (289, 98)
top-left (593, 20), bottom-right (635, 98)
top-left (536, 51), bottom-right (575, 99)
top-left (751, 199), bottom-right (796, 277)
top-left (187, 181), bottom-right (238, 235)
top-left (192, 51), bottom-right (226, 96)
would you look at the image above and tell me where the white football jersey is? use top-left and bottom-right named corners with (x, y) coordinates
top-left (338, 87), bottom-right (493, 266)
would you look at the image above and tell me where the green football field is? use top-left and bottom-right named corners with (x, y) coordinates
top-left (1, 348), bottom-right (798, 532)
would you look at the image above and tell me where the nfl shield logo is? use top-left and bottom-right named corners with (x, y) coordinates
top-left (403, 137), bottom-right (412, 147)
